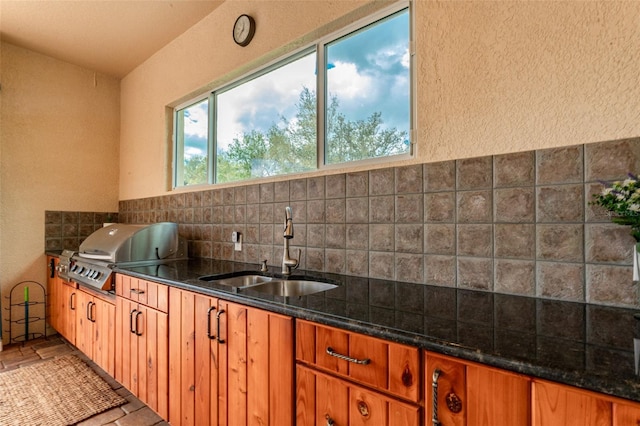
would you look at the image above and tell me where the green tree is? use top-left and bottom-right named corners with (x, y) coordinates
top-left (187, 86), bottom-right (408, 184)
top-left (183, 154), bottom-right (207, 186)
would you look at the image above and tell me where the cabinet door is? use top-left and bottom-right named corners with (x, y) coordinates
top-left (466, 364), bottom-right (530, 426)
top-left (219, 300), bottom-right (295, 426)
top-left (93, 297), bottom-right (116, 377)
top-left (426, 353), bottom-right (466, 426)
top-left (614, 401), bottom-right (640, 425)
top-left (532, 380), bottom-right (611, 426)
top-left (75, 290), bottom-right (93, 357)
top-left (59, 281), bottom-right (77, 345)
top-left (136, 303), bottom-right (169, 419)
top-left (168, 287), bottom-right (219, 426)
top-left (426, 353), bottom-right (530, 426)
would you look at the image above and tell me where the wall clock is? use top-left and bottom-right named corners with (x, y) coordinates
top-left (233, 14), bottom-right (256, 47)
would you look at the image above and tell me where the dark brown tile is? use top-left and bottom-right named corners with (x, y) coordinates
top-left (395, 164), bottom-right (423, 194)
top-left (274, 181), bottom-right (290, 202)
top-left (325, 249), bottom-right (345, 274)
top-left (326, 199), bottom-right (345, 223)
top-left (586, 223), bottom-right (634, 263)
top-left (587, 264), bottom-right (638, 307)
top-left (307, 176), bottom-right (325, 199)
top-left (369, 224), bottom-right (394, 251)
top-left (494, 224), bottom-right (535, 259)
top-left (325, 224), bottom-right (346, 249)
top-left (536, 185), bottom-right (583, 222)
top-left (457, 156), bottom-right (492, 190)
top-left (494, 259), bottom-right (535, 296)
top-left (457, 190), bottom-right (492, 223)
top-left (425, 224), bottom-right (456, 255)
top-left (537, 145), bottom-right (583, 184)
top-left (585, 138), bottom-right (640, 182)
top-left (369, 251), bottom-right (395, 279)
top-left (537, 224), bottom-right (584, 262)
top-left (346, 224), bottom-right (368, 250)
top-left (494, 187), bottom-right (535, 223)
top-left (290, 179), bottom-right (307, 200)
top-left (457, 224), bottom-right (492, 257)
top-left (369, 196), bottom-right (394, 223)
top-left (457, 257), bottom-right (493, 290)
top-left (326, 174), bottom-right (346, 198)
top-left (425, 255), bottom-right (456, 287)
top-left (536, 262), bottom-right (584, 301)
top-left (307, 200), bottom-right (325, 223)
top-left (369, 168), bottom-right (394, 195)
top-left (346, 198), bottom-right (368, 223)
top-left (395, 253), bottom-right (424, 283)
top-left (424, 192), bottom-right (455, 222)
top-left (346, 250), bottom-right (369, 276)
top-left (494, 151), bottom-right (534, 187)
top-left (396, 194), bottom-right (423, 223)
top-left (424, 161), bottom-right (456, 192)
top-left (395, 224), bottom-right (424, 253)
top-left (346, 172), bottom-right (368, 197)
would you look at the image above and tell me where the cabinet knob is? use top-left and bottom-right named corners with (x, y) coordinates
top-left (446, 392), bottom-right (463, 413)
top-left (325, 414), bottom-right (335, 426)
top-left (356, 400), bottom-right (370, 417)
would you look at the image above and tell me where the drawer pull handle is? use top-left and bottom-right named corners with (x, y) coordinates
top-left (216, 309), bottom-right (225, 344)
top-left (432, 368), bottom-right (441, 426)
top-left (326, 347), bottom-right (370, 365)
top-left (325, 414), bottom-right (335, 426)
top-left (130, 288), bottom-right (145, 295)
top-left (206, 306), bottom-right (217, 340)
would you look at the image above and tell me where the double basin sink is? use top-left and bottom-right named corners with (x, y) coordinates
top-left (199, 271), bottom-right (338, 297)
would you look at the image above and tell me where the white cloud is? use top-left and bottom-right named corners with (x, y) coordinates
top-left (183, 102), bottom-right (208, 138)
top-left (327, 61), bottom-right (373, 100)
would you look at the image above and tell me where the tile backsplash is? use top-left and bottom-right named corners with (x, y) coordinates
top-left (45, 211), bottom-right (119, 251)
top-left (58, 137), bottom-right (640, 308)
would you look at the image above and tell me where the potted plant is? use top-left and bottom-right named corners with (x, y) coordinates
top-left (591, 173), bottom-right (640, 280)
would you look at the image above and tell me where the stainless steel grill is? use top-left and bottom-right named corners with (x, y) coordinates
top-left (57, 222), bottom-right (187, 291)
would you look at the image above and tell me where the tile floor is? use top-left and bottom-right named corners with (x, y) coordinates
top-left (0, 335), bottom-right (168, 426)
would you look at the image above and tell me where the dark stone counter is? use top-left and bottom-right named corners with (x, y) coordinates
top-left (108, 257), bottom-right (640, 403)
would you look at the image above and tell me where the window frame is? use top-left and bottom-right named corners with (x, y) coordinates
top-left (172, 0), bottom-right (413, 189)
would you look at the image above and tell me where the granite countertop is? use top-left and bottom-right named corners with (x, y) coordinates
top-left (105, 257), bottom-right (640, 403)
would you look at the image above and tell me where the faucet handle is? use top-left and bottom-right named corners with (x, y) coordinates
top-left (260, 260), bottom-right (268, 272)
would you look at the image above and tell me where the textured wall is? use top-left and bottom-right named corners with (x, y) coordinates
top-left (0, 43), bottom-right (120, 329)
top-left (119, 0), bottom-right (640, 200)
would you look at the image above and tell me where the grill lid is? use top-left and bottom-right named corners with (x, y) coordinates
top-left (78, 222), bottom-right (186, 264)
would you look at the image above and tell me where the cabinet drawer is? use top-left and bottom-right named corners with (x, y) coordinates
top-left (297, 365), bottom-right (419, 426)
top-left (115, 274), bottom-right (168, 313)
top-left (296, 319), bottom-right (420, 402)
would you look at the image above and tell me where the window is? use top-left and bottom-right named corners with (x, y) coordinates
top-left (174, 3), bottom-right (411, 187)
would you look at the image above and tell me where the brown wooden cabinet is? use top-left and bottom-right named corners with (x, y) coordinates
top-left (426, 352), bottom-right (531, 426)
top-left (296, 319), bottom-right (421, 426)
top-left (52, 278), bottom-right (78, 345)
top-left (168, 286), bottom-right (294, 426)
top-left (114, 274), bottom-right (169, 420)
top-left (532, 380), bottom-right (612, 426)
top-left (75, 287), bottom-right (116, 376)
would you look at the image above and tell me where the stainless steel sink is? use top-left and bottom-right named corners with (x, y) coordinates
top-left (245, 280), bottom-right (338, 297)
top-left (199, 272), bottom-right (274, 287)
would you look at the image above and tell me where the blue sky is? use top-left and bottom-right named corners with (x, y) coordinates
top-left (183, 8), bottom-right (409, 159)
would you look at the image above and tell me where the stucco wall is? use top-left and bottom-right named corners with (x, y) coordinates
top-left (0, 43), bottom-right (120, 342)
top-left (120, 0), bottom-right (640, 200)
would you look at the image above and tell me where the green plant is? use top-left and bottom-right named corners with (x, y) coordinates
top-left (591, 173), bottom-right (640, 242)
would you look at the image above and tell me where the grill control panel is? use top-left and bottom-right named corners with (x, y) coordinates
top-left (66, 258), bottom-right (114, 291)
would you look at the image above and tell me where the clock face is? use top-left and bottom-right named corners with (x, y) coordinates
top-left (233, 15), bottom-right (255, 46)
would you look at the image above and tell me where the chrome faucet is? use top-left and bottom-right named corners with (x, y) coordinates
top-left (282, 206), bottom-right (300, 275)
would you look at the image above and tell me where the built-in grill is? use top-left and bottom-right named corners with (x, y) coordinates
top-left (57, 222), bottom-right (187, 291)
